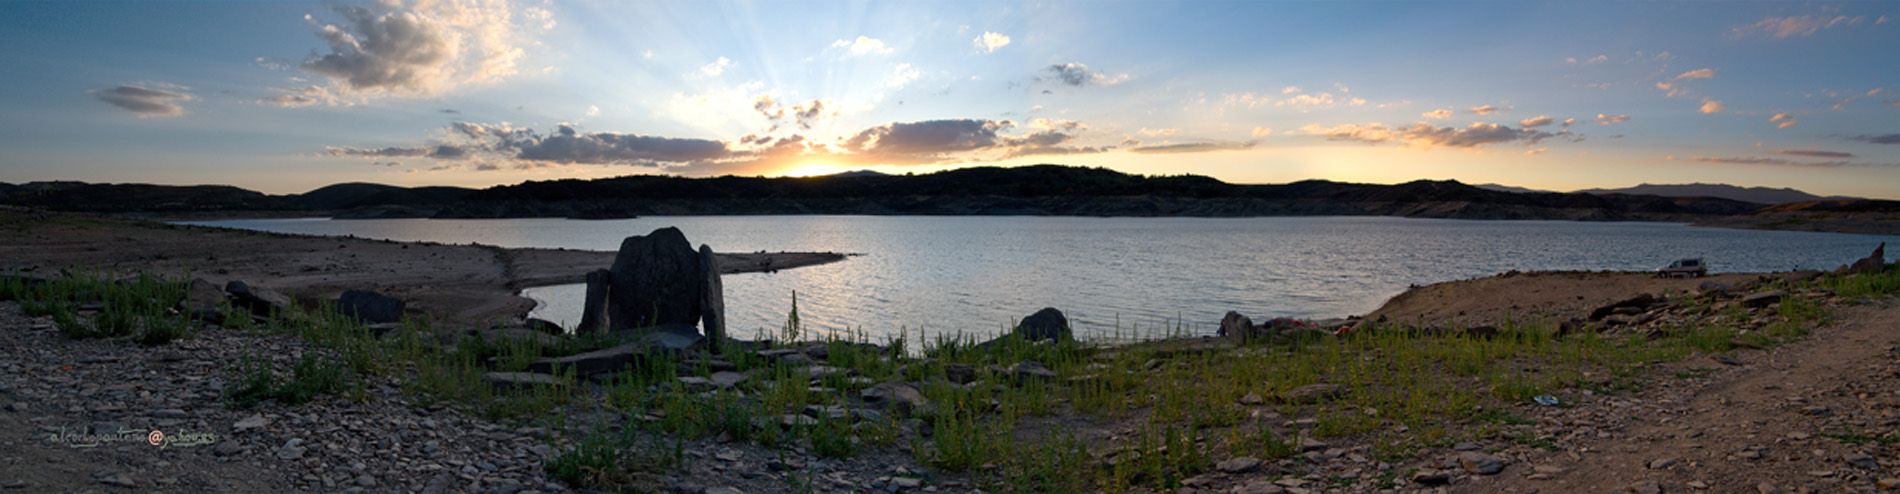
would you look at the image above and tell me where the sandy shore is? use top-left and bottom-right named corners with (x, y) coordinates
top-left (0, 208), bottom-right (846, 329)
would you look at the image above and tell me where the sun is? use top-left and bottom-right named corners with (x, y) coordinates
top-left (777, 161), bottom-right (848, 178)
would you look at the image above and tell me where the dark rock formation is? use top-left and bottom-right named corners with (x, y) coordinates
top-left (576, 269), bottom-right (612, 335)
top-left (336, 289), bottom-right (404, 324)
top-left (1015, 307), bottom-right (1071, 342)
top-left (699, 245), bottom-right (727, 349)
top-left (1587, 293), bottom-right (1659, 321)
top-left (607, 228), bottom-right (704, 332)
top-left (1218, 311), bottom-right (1257, 339)
top-left (1843, 242), bottom-right (1886, 274)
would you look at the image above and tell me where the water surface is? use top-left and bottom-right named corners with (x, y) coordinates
top-left (182, 216), bottom-right (1898, 341)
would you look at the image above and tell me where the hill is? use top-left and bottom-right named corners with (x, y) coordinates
top-left (1576, 183), bottom-right (1849, 204)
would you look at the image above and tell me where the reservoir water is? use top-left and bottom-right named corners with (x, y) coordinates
top-left (182, 216), bottom-right (1900, 341)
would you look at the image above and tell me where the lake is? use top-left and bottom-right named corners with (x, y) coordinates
top-left (181, 216), bottom-right (1899, 342)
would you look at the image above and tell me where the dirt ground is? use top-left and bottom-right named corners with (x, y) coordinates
top-left (1365, 270), bottom-right (1805, 329)
top-left (0, 209), bottom-right (844, 330)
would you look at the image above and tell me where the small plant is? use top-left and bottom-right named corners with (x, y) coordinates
top-left (223, 353), bottom-right (353, 409)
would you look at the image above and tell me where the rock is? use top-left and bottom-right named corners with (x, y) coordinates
top-left (1843, 242), bottom-right (1886, 274)
top-left (1280, 383), bottom-right (1346, 404)
top-left (1216, 456), bottom-right (1262, 473)
top-left (1218, 311), bottom-right (1257, 339)
top-left (234, 414), bottom-right (269, 431)
top-left (96, 473), bottom-right (136, 488)
top-left (635, 323), bottom-right (704, 353)
top-left (709, 371), bottom-right (748, 388)
top-left (525, 343), bottom-right (643, 377)
top-left (1756, 482), bottom-right (1783, 494)
top-left (1589, 294), bottom-right (1659, 321)
top-left (336, 289), bottom-right (404, 324)
top-left (1409, 469), bottom-right (1451, 485)
top-left (1458, 451), bottom-right (1506, 475)
top-left (1009, 361), bottom-right (1057, 382)
top-left (704, 488), bottom-right (745, 494)
top-left (861, 382), bottom-right (931, 417)
top-left (524, 318), bottom-right (564, 335)
top-left (944, 364), bottom-right (977, 384)
top-left (276, 439), bottom-right (306, 460)
top-left (1625, 480), bottom-right (1663, 494)
top-left (1014, 307), bottom-right (1070, 342)
top-left (1698, 281), bottom-right (1733, 295)
top-left (1846, 453), bottom-right (1878, 470)
top-left (576, 269), bottom-right (612, 335)
top-left (1741, 290), bottom-right (1786, 308)
top-left (1238, 392), bottom-right (1266, 406)
top-left (607, 227), bottom-right (704, 332)
top-left (1875, 478), bottom-right (1899, 490)
top-left (890, 477), bottom-right (923, 489)
top-left (225, 280), bottom-right (291, 316)
top-left (483, 372), bottom-right (561, 390)
top-left (698, 245), bottom-right (727, 349)
top-left (1648, 458), bottom-right (1678, 470)
top-left (182, 278), bottom-right (227, 311)
top-left (1298, 437), bottom-right (1327, 452)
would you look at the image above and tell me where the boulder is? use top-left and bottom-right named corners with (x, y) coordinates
top-left (861, 382), bottom-right (931, 417)
top-left (607, 228), bottom-right (704, 332)
top-left (1014, 307), bottom-right (1071, 342)
top-left (336, 289), bottom-right (404, 324)
top-left (182, 278), bottom-right (228, 324)
top-left (1588, 293), bottom-right (1659, 321)
top-left (1842, 242), bottom-right (1886, 274)
top-left (575, 269), bottom-right (612, 335)
top-left (1458, 452), bottom-right (1507, 475)
top-left (636, 323), bottom-right (705, 353)
top-left (1218, 311), bottom-right (1257, 339)
top-left (478, 328), bottom-right (564, 348)
top-left (944, 364), bottom-right (977, 384)
top-left (1741, 290), bottom-right (1786, 308)
top-left (224, 280), bottom-right (291, 317)
top-left (1009, 361), bottom-right (1058, 382)
top-left (698, 245), bottom-right (727, 349)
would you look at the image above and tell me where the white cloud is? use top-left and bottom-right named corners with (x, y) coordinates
top-left (1138, 128), bottom-right (1179, 137)
top-left (286, 0), bottom-right (547, 103)
top-left (972, 31), bottom-right (1011, 53)
top-left (1770, 113), bottom-right (1798, 129)
top-left (1519, 115), bottom-right (1554, 127)
top-left (1674, 68), bottom-right (1717, 80)
top-left (700, 56), bottom-right (734, 76)
top-left (886, 63), bottom-right (921, 89)
top-left (1469, 104), bottom-right (1501, 115)
top-left (585, 105), bottom-right (601, 117)
top-left (831, 36), bottom-right (893, 56)
top-left (1595, 113), bottom-right (1631, 125)
top-left (1422, 108), bottom-right (1453, 119)
top-left (1733, 15), bottom-right (1868, 38)
top-left (94, 84), bottom-right (194, 117)
top-left (1250, 127), bottom-right (1273, 138)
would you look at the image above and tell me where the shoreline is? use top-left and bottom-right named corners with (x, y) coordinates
top-left (0, 210), bottom-right (848, 329)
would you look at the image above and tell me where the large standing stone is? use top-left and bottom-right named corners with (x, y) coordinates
top-left (575, 269), bottom-right (612, 335)
top-left (608, 228), bottom-right (704, 332)
top-left (336, 289), bottom-right (404, 324)
top-left (1015, 307), bottom-right (1071, 342)
top-left (699, 245), bottom-right (727, 349)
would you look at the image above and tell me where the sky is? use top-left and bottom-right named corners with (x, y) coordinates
top-left (1, 1), bottom-right (1898, 198)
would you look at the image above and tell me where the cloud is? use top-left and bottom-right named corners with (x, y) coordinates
top-left (1040, 63), bottom-right (1127, 87)
top-left (1770, 113), bottom-right (1798, 129)
top-left (1519, 115), bottom-right (1554, 127)
top-left (291, 0), bottom-right (541, 101)
top-left (753, 95), bottom-right (837, 130)
top-left (1562, 117), bottom-right (1577, 127)
top-left (972, 31), bottom-right (1011, 53)
top-left (1226, 87), bottom-right (1365, 110)
top-left (887, 63), bottom-right (921, 89)
top-left (1137, 128), bottom-right (1179, 137)
top-left (1567, 54), bottom-right (1609, 65)
top-left (1681, 155), bottom-right (1869, 167)
top-left (326, 144), bottom-right (470, 159)
top-left (700, 57), bottom-right (734, 76)
top-left (1732, 15), bottom-right (1868, 38)
top-left (94, 84), bottom-right (194, 117)
top-left (1421, 109), bottom-right (1453, 119)
top-left (830, 36), bottom-right (893, 56)
top-left (1250, 127), bottom-right (1273, 138)
top-left (1300, 122), bottom-right (1556, 149)
top-left (1847, 133), bottom-right (1900, 144)
top-left (1469, 104), bottom-right (1501, 115)
top-left (1128, 141), bottom-right (1257, 154)
top-left (1595, 113), bottom-right (1631, 125)
top-left (1699, 99), bottom-right (1725, 114)
top-left (1673, 68), bottom-right (1717, 80)
top-left (1774, 149), bottom-right (1854, 158)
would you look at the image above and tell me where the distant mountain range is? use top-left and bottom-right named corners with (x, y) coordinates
top-left (1, 166), bottom-right (1894, 232)
top-left (1475, 182), bottom-right (1856, 204)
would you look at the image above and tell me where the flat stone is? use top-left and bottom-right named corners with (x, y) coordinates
top-left (234, 414), bottom-right (269, 431)
top-left (1216, 456), bottom-right (1262, 473)
top-left (482, 372), bottom-right (561, 390)
top-left (1280, 383), bottom-right (1346, 404)
top-left (525, 343), bottom-right (642, 377)
top-left (1458, 452), bottom-right (1506, 475)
